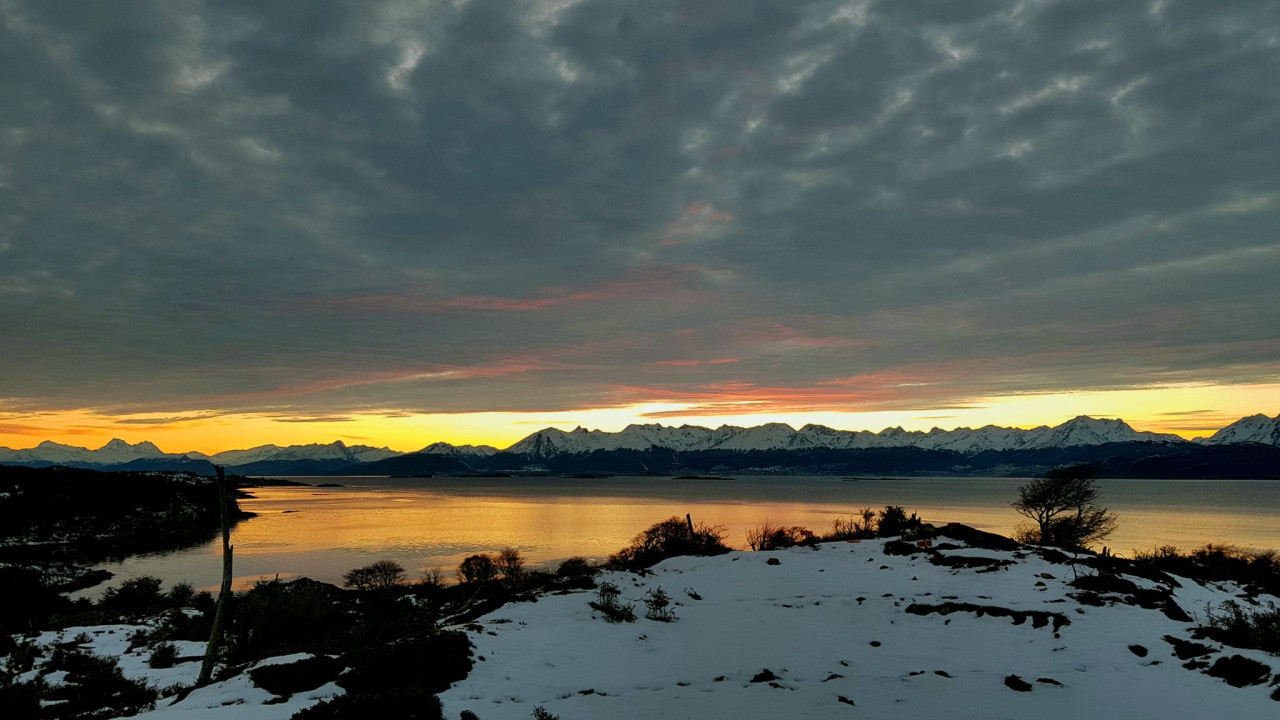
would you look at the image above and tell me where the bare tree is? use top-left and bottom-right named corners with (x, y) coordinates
top-left (1011, 464), bottom-right (1117, 549)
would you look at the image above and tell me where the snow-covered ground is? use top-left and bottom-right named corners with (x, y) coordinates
top-left (440, 538), bottom-right (1279, 720)
top-left (9, 534), bottom-right (1277, 720)
top-left (9, 626), bottom-right (342, 720)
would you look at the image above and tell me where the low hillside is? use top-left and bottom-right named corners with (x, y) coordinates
top-left (0, 465), bottom-right (250, 561)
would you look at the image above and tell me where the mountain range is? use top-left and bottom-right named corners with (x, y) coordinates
top-left (2, 413), bottom-right (1278, 478)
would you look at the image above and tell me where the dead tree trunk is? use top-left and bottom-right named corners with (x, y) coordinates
top-left (198, 466), bottom-right (233, 686)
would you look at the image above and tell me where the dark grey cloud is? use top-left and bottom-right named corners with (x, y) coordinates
top-left (1, 0), bottom-right (1278, 418)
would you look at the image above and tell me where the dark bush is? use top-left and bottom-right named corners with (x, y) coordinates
top-left (828, 507), bottom-right (878, 540)
top-left (226, 578), bottom-right (348, 662)
top-left (0, 673), bottom-right (45, 720)
top-left (43, 648), bottom-right (157, 719)
top-left (1202, 600), bottom-right (1280, 655)
top-left (418, 568), bottom-right (445, 594)
top-left (167, 581), bottom-right (196, 608)
top-left (556, 557), bottom-right (595, 578)
top-left (148, 642), bottom-right (179, 669)
top-left (99, 576), bottom-right (167, 617)
top-left (338, 631), bottom-right (472, 696)
top-left (745, 522), bottom-right (809, 551)
top-left (589, 581), bottom-right (636, 623)
top-left (290, 687), bottom-right (443, 720)
top-left (250, 655), bottom-right (344, 697)
top-left (343, 560), bottom-right (407, 591)
top-left (457, 554), bottom-right (497, 585)
top-left (876, 506), bottom-right (921, 537)
top-left (609, 517), bottom-right (730, 571)
top-left (532, 707), bottom-right (560, 720)
top-left (1132, 544), bottom-right (1280, 596)
top-left (643, 587), bottom-right (675, 622)
top-left (0, 565), bottom-right (72, 634)
top-left (496, 548), bottom-right (525, 584)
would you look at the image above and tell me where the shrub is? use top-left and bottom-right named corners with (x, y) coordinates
top-left (226, 578), bottom-right (348, 662)
top-left (343, 560), bottom-right (407, 591)
top-left (0, 674), bottom-right (45, 720)
top-left (609, 517), bottom-right (730, 571)
top-left (167, 581), bottom-right (196, 608)
top-left (828, 507), bottom-right (878, 540)
top-left (290, 687), bottom-right (444, 720)
top-left (148, 642), bottom-right (179, 669)
top-left (746, 522), bottom-right (808, 551)
top-left (556, 557), bottom-right (595, 578)
top-left (43, 648), bottom-right (158, 719)
top-left (875, 505), bottom-right (923, 537)
top-left (419, 568), bottom-right (445, 592)
top-left (99, 576), bottom-right (167, 617)
top-left (338, 631), bottom-right (473, 696)
top-left (589, 582), bottom-right (636, 623)
top-left (532, 707), bottom-right (560, 720)
top-left (643, 587), bottom-right (675, 622)
top-left (1203, 600), bottom-right (1280, 655)
top-left (249, 655), bottom-right (343, 696)
top-left (0, 566), bottom-right (71, 635)
top-left (1012, 521), bottom-right (1040, 545)
top-left (496, 547), bottom-right (525, 584)
top-left (1131, 543), bottom-right (1280, 596)
top-left (457, 554), bottom-right (497, 585)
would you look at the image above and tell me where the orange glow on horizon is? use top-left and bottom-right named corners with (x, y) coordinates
top-left (1, 382), bottom-right (1277, 454)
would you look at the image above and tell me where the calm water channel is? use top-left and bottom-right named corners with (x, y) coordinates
top-left (80, 475), bottom-right (1280, 596)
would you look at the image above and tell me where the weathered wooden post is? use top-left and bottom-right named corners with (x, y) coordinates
top-left (198, 465), bottom-right (233, 686)
top-left (686, 513), bottom-right (697, 551)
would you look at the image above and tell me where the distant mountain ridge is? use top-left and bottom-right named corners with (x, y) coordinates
top-left (0, 438), bottom-right (402, 471)
top-left (505, 416), bottom-right (1187, 458)
top-left (1, 413), bottom-right (1277, 476)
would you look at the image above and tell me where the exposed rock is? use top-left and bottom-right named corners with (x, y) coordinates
top-left (1206, 655), bottom-right (1272, 688)
top-left (1162, 635), bottom-right (1218, 660)
top-left (750, 669), bottom-right (777, 683)
top-left (1004, 675), bottom-right (1033, 691)
top-left (883, 540), bottom-right (926, 556)
top-left (929, 554), bottom-right (1013, 571)
top-left (934, 523), bottom-right (1021, 551)
top-left (906, 602), bottom-right (1070, 632)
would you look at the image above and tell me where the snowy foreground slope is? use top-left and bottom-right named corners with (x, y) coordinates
top-left (10, 536), bottom-right (1277, 720)
top-left (10, 631), bottom-right (340, 720)
top-left (441, 539), bottom-right (1279, 720)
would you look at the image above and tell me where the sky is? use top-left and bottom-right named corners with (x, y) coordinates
top-left (2, 0), bottom-right (1279, 453)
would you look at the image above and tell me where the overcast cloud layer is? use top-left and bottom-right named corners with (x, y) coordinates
top-left (2, 0), bottom-right (1279, 422)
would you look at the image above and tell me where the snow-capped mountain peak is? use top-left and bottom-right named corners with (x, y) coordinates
top-left (91, 438), bottom-right (168, 464)
top-left (1021, 416), bottom-right (1181, 449)
top-left (1202, 413), bottom-right (1280, 446)
top-left (419, 442), bottom-right (499, 458)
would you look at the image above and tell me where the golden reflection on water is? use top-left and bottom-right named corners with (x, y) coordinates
top-left (79, 476), bottom-right (1280, 595)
